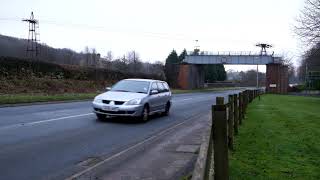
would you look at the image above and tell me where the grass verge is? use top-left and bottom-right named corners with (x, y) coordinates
top-left (171, 87), bottom-right (243, 94)
top-left (230, 94), bottom-right (320, 179)
top-left (0, 93), bottom-right (98, 105)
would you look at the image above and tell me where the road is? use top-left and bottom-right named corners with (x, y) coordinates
top-left (0, 90), bottom-right (241, 180)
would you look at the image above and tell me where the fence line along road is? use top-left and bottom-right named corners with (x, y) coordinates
top-left (192, 89), bottom-right (262, 180)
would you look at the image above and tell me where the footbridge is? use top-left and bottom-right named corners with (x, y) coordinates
top-left (178, 51), bottom-right (288, 94)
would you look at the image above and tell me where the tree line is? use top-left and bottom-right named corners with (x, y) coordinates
top-left (1, 34), bottom-right (228, 88)
top-left (227, 69), bottom-right (266, 87)
top-left (294, 0), bottom-right (320, 89)
top-left (0, 34), bottom-right (165, 78)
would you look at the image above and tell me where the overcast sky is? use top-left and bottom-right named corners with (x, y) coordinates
top-left (0, 0), bottom-right (305, 72)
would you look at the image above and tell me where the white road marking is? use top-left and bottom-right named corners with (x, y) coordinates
top-left (0, 96), bottom-right (200, 131)
top-left (27, 113), bottom-right (94, 125)
top-left (0, 93), bottom-right (222, 130)
top-left (65, 112), bottom-right (203, 180)
top-left (0, 113), bottom-right (94, 131)
top-left (172, 98), bottom-right (193, 103)
top-left (173, 96), bottom-right (219, 103)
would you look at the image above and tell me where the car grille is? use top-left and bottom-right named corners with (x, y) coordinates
top-left (102, 100), bottom-right (125, 105)
top-left (102, 100), bottom-right (110, 104)
top-left (94, 108), bottom-right (135, 115)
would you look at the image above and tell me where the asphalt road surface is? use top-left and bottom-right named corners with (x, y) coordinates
top-left (0, 90), bottom-right (241, 180)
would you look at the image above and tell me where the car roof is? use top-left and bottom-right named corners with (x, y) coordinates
top-left (124, 78), bottom-right (166, 83)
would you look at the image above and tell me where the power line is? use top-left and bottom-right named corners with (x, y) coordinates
top-left (0, 16), bottom-right (254, 44)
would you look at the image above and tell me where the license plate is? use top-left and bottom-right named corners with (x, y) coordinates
top-left (102, 106), bottom-right (118, 111)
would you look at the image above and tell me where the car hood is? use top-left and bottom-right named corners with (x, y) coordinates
top-left (96, 91), bottom-right (148, 102)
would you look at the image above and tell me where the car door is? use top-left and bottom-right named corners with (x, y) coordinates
top-left (149, 82), bottom-right (161, 112)
top-left (162, 82), bottom-right (171, 104)
top-left (156, 82), bottom-right (167, 110)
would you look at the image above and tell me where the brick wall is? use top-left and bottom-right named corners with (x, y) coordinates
top-left (177, 64), bottom-right (190, 89)
top-left (266, 63), bottom-right (288, 94)
top-left (177, 64), bottom-right (204, 89)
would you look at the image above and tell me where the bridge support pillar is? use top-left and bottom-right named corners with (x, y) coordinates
top-left (266, 63), bottom-right (289, 94)
top-left (178, 64), bottom-right (204, 89)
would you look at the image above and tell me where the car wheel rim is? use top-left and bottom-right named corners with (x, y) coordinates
top-left (143, 107), bottom-right (148, 121)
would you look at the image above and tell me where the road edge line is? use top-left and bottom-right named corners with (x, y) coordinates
top-left (65, 113), bottom-right (204, 180)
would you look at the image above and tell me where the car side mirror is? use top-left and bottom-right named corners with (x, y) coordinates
top-left (105, 87), bottom-right (111, 91)
top-left (150, 89), bottom-right (158, 95)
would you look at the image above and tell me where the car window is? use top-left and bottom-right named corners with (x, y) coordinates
top-left (111, 80), bottom-right (150, 94)
top-left (151, 83), bottom-right (158, 90)
top-left (162, 82), bottom-right (169, 92)
top-left (157, 82), bottom-right (165, 93)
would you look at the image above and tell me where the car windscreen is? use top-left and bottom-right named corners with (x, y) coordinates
top-left (111, 80), bottom-right (150, 94)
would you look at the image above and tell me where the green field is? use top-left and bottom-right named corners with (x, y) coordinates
top-left (230, 94), bottom-right (320, 179)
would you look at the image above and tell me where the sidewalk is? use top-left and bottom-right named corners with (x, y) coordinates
top-left (74, 113), bottom-right (210, 180)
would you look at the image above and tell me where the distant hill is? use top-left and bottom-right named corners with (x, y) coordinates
top-left (0, 34), bottom-right (165, 78)
top-left (0, 34), bottom-right (93, 66)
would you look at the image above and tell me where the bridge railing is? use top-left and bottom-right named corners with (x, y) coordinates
top-left (192, 89), bottom-right (263, 180)
top-left (187, 51), bottom-right (275, 56)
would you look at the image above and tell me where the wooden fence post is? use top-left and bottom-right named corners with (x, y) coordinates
top-left (216, 96), bottom-right (224, 105)
top-left (233, 94), bottom-right (238, 135)
top-left (228, 95), bottom-right (234, 150)
top-left (247, 90), bottom-right (250, 106)
top-left (238, 92), bottom-right (243, 125)
top-left (251, 90), bottom-right (254, 102)
top-left (241, 93), bottom-right (246, 120)
top-left (244, 90), bottom-right (248, 114)
top-left (246, 90), bottom-right (249, 104)
top-left (212, 100), bottom-right (229, 180)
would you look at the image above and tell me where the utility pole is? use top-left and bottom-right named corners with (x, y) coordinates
top-left (133, 51), bottom-right (136, 73)
top-left (194, 40), bottom-right (200, 55)
top-left (256, 43), bottom-right (273, 88)
top-left (256, 64), bottom-right (259, 88)
top-left (22, 12), bottom-right (40, 58)
top-left (305, 62), bottom-right (309, 92)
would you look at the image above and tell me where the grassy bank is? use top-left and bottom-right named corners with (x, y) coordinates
top-left (171, 87), bottom-right (243, 94)
top-left (230, 94), bottom-right (320, 179)
top-left (0, 93), bottom-right (98, 105)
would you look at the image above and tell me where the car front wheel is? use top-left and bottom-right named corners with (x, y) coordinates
top-left (163, 102), bottom-right (170, 116)
top-left (141, 105), bottom-right (149, 122)
top-left (96, 113), bottom-right (106, 121)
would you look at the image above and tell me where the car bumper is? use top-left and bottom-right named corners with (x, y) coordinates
top-left (92, 102), bottom-right (144, 117)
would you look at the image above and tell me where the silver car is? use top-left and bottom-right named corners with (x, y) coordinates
top-left (92, 79), bottom-right (172, 121)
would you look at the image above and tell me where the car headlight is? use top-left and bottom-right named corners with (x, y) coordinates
top-left (93, 98), bottom-right (103, 103)
top-left (125, 99), bottom-right (142, 105)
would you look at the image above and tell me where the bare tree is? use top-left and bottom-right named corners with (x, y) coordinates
top-left (84, 46), bottom-right (90, 66)
top-left (106, 51), bottom-right (113, 61)
top-left (295, 0), bottom-right (320, 44)
top-left (127, 51), bottom-right (142, 73)
top-left (238, 70), bottom-right (266, 87)
top-left (298, 43), bottom-right (320, 81)
top-left (282, 55), bottom-right (298, 83)
top-left (91, 48), bottom-right (97, 67)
